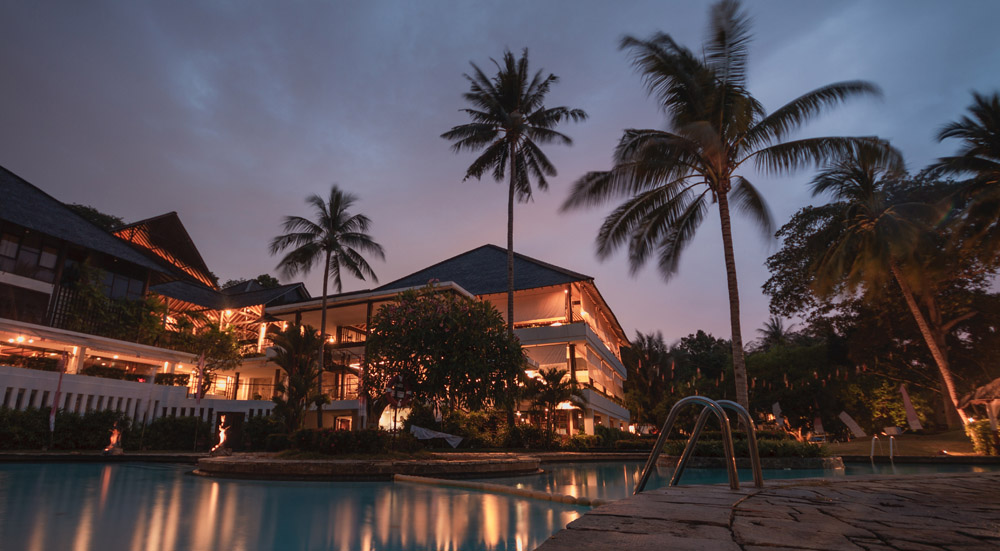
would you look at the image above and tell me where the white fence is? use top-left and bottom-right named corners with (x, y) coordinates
top-left (0, 365), bottom-right (273, 424)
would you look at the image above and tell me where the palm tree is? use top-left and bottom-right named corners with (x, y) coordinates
top-left (623, 331), bottom-right (672, 431)
top-left (933, 91), bottom-right (1000, 256)
top-left (561, 0), bottom-right (888, 410)
top-left (442, 49), bottom-right (587, 331)
top-left (270, 185), bottom-right (385, 428)
top-left (808, 145), bottom-right (970, 424)
top-left (757, 316), bottom-right (794, 350)
top-left (527, 367), bottom-right (586, 434)
top-left (268, 323), bottom-right (324, 433)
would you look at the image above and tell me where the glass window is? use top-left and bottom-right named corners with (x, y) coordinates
top-left (39, 246), bottom-right (58, 269)
top-left (111, 275), bottom-right (129, 299)
top-left (127, 278), bottom-right (145, 299)
top-left (0, 233), bottom-right (18, 258)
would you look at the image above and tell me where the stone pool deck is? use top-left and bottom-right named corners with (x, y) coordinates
top-left (535, 471), bottom-right (1000, 551)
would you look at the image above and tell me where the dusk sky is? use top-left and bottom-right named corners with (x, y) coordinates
top-left (2, 1), bottom-right (998, 346)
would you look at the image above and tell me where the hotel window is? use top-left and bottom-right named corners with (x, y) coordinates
top-left (0, 233), bottom-right (18, 272)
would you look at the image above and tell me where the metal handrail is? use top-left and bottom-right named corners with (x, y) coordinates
top-left (634, 396), bottom-right (765, 494)
top-left (633, 396), bottom-right (738, 494)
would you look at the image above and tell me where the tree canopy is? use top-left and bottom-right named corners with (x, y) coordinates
top-left (363, 286), bottom-right (524, 415)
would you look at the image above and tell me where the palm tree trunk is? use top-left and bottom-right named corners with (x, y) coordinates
top-left (716, 192), bottom-right (750, 410)
top-left (316, 250), bottom-right (330, 429)
top-left (507, 143), bottom-right (516, 332)
top-left (889, 262), bottom-right (967, 425)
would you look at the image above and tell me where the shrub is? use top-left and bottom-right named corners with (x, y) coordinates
top-left (502, 424), bottom-right (559, 449)
top-left (565, 434), bottom-right (601, 450)
top-left (265, 433), bottom-right (290, 451)
top-left (0, 407), bottom-right (131, 450)
top-left (138, 416), bottom-right (213, 451)
top-left (965, 420), bottom-right (999, 456)
top-left (595, 425), bottom-right (636, 447)
top-left (614, 437), bottom-right (657, 450)
top-left (662, 438), bottom-right (825, 458)
top-left (243, 415), bottom-right (285, 451)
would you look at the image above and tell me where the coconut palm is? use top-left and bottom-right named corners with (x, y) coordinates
top-left (270, 185), bottom-right (384, 428)
top-left (933, 91), bottom-right (1000, 256)
top-left (268, 323), bottom-right (324, 433)
top-left (808, 145), bottom-right (970, 423)
top-left (527, 367), bottom-right (586, 434)
top-left (442, 49), bottom-right (587, 331)
top-left (756, 316), bottom-right (795, 350)
top-left (561, 0), bottom-right (889, 410)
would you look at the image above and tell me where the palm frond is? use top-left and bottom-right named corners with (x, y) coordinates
top-left (730, 176), bottom-right (774, 238)
top-left (705, 0), bottom-right (752, 88)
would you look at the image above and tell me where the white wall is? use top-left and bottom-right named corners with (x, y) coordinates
top-left (0, 364), bottom-right (273, 424)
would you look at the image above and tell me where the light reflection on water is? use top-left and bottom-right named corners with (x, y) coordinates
top-left (0, 463), bottom-right (584, 551)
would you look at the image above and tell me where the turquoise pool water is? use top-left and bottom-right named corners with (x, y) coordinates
top-left (0, 462), bottom-right (584, 551)
top-left (2, 460), bottom-right (997, 550)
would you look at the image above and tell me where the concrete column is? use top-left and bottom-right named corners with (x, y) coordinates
top-left (583, 409), bottom-right (595, 435)
top-left (568, 409), bottom-right (575, 435)
top-left (67, 347), bottom-right (85, 374)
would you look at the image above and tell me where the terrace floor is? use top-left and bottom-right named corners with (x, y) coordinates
top-left (535, 471), bottom-right (1000, 550)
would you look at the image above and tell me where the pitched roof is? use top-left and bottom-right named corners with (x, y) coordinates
top-left (375, 244), bottom-right (592, 295)
top-left (0, 165), bottom-right (171, 275)
top-left (152, 280), bottom-right (310, 311)
top-left (113, 212), bottom-right (216, 288)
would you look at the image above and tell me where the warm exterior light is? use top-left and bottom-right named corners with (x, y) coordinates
top-left (113, 355), bottom-right (119, 359)
top-left (16, 336), bottom-right (24, 343)
top-left (967, 417), bottom-right (976, 423)
top-left (225, 309), bottom-right (232, 316)
top-left (556, 401), bottom-right (576, 410)
top-left (28, 339), bottom-right (33, 343)
top-left (6, 339), bottom-right (12, 343)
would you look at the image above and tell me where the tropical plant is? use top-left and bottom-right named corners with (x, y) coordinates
top-left (622, 331), bottom-right (671, 431)
top-left (269, 185), bottom-right (384, 427)
top-left (525, 367), bottom-right (585, 434)
top-left (184, 325), bottom-right (243, 398)
top-left (756, 316), bottom-right (795, 350)
top-left (268, 323), bottom-right (325, 433)
top-left (561, 0), bottom-right (889, 411)
top-left (933, 91), bottom-right (1000, 257)
top-left (442, 49), bottom-right (587, 331)
top-left (363, 285), bottom-right (524, 424)
top-left (807, 146), bottom-right (975, 424)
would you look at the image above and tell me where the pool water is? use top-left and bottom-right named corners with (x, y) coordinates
top-left (482, 460), bottom-right (1000, 501)
top-left (2, 460), bottom-right (997, 550)
top-left (0, 462), bottom-right (584, 551)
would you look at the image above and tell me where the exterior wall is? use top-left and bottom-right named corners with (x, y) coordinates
top-left (0, 364), bottom-right (273, 424)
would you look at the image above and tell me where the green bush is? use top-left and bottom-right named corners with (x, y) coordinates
top-left (138, 416), bottom-right (213, 451)
top-left (0, 407), bottom-right (130, 450)
top-left (595, 425), bottom-right (637, 447)
top-left (965, 420), bottom-right (999, 456)
top-left (502, 424), bottom-right (559, 449)
top-left (265, 433), bottom-right (290, 451)
top-left (565, 434), bottom-right (601, 450)
top-left (614, 437), bottom-right (657, 450)
top-left (243, 415), bottom-right (284, 451)
top-left (662, 438), bottom-right (826, 458)
top-left (288, 428), bottom-right (419, 455)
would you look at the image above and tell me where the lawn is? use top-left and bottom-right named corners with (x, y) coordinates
top-left (825, 429), bottom-right (975, 456)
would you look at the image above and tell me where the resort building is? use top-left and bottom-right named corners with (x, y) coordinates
top-left (0, 165), bottom-right (305, 424)
top-left (263, 245), bottom-right (632, 434)
top-left (1, 165), bottom-right (632, 436)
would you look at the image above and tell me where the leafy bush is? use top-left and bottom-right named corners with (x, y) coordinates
top-left (289, 428), bottom-right (420, 455)
top-left (265, 433), bottom-right (290, 451)
top-left (501, 424), bottom-right (559, 449)
top-left (595, 425), bottom-right (636, 447)
top-left (614, 437), bottom-right (657, 450)
top-left (138, 416), bottom-right (213, 451)
top-left (662, 438), bottom-right (826, 458)
top-left (965, 420), bottom-right (999, 456)
top-left (243, 415), bottom-right (285, 451)
top-left (0, 407), bottom-right (130, 450)
top-left (565, 434), bottom-right (601, 450)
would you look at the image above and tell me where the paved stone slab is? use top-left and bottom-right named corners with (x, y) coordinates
top-left (534, 472), bottom-right (1000, 551)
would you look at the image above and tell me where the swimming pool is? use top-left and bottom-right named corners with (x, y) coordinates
top-left (0, 462), bottom-right (584, 551)
top-left (2, 460), bottom-right (997, 551)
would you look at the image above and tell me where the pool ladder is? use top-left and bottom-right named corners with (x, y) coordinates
top-left (634, 396), bottom-right (764, 494)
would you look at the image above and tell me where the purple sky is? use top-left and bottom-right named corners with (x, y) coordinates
top-left (2, 1), bottom-right (998, 346)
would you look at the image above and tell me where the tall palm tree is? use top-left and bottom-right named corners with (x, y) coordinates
top-left (933, 91), bottom-right (1000, 256)
top-left (561, 0), bottom-right (888, 410)
top-left (442, 49), bottom-right (587, 331)
top-left (270, 185), bottom-right (384, 428)
top-left (808, 145), bottom-right (970, 424)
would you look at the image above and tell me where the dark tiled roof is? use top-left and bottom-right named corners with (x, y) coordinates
top-left (153, 280), bottom-right (309, 310)
top-left (0, 165), bottom-right (172, 274)
top-left (375, 244), bottom-right (592, 295)
top-left (114, 212), bottom-right (216, 287)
